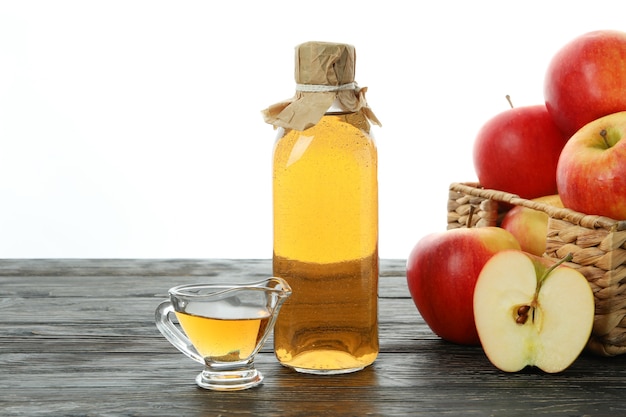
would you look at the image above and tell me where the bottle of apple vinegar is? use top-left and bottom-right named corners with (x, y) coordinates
top-left (262, 41), bottom-right (381, 374)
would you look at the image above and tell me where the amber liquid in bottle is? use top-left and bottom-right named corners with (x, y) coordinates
top-left (272, 110), bottom-right (379, 374)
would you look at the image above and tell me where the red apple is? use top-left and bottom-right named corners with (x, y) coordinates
top-left (473, 104), bottom-right (568, 200)
top-left (406, 227), bottom-right (521, 345)
top-left (544, 30), bottom-right (626, 139)
top-left (557, 110), bottom-right (626, 220)
top-left (501, 194), bottom-right (563, 256)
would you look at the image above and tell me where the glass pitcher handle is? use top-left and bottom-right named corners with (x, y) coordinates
top-left (155, 300), bottom-right (204, 364)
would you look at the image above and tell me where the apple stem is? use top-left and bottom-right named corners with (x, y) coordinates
top-left (505, 95), bottom-right (514, 109)
top-left (515, 253), bottom-right (573, 326)
top-left (467, 205), bottom-right (476, 228)
top-left (532, 252), bottom-right (573, 322)
top-left (537, 252), bottom-right (574, 290)
top-left (600, 129), bottom-right (609, 147)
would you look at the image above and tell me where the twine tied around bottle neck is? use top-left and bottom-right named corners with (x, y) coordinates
top-left (262, 81), bottom-right (381, 131)
top-left (295, 82), bottom-right (358, 93)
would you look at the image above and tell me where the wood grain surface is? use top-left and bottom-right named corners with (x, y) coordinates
top-left (1, 259), bottom-right (625, 417)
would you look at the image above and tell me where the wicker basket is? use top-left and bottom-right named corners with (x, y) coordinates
top-left (448, 181), bottom-right (626, 357)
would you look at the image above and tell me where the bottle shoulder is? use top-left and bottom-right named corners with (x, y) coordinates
top-left (276, 112), bottom-right (374, 141)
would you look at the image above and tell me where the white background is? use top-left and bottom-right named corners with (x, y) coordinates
top-left (0, 1), bottom-right (623, 259)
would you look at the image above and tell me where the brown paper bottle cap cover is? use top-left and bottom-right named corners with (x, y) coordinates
top-left (262, 41), bottom-right (381, 131)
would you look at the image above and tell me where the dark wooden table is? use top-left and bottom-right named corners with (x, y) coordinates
top-left (2, 259), bottom-right (625, 416)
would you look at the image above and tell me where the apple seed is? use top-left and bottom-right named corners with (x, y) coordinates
top-left (515, 305), bottom-right (531, 325)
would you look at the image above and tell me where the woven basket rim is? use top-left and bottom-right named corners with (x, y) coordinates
top-left (450, 182), bottom-right (626, 231)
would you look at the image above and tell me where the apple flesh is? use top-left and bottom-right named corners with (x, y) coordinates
top-left (473, 104), bottom-right (568, 200)
top-left (557, 110), bottom-right (626, 220)
top-left (473, 250), bottom-right (594, 373)
top-left (500, 194), bottom-right (563, 256)
top-left (406, 227), bottom-right (521, 345)
top-left (544, 30), bottom-right (626, 139)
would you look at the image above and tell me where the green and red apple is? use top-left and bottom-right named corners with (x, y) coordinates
top-left (406, 227), bottom-right (520, 345)
top-left (473, 104), bottom-right (568, 200)
top-left (500, 194), bottom-right (563, 256)
top-left (473, 250), bottom-right (594, 373)
top-left (557, 110), bottom-right (626, 220)
top-left (544, 30), bottom-right (626, 139)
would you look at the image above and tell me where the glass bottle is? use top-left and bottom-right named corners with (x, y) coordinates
top-left (262, 41), bottom-right (381, 374)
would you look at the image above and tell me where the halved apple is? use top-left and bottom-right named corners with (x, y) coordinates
top-left (473, 250), bottom-right (594, 373)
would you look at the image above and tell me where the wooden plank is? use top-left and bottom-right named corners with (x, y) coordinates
top-left (1, 259), bottom-right (626, 417)
top-left (0, 258), bottom-right (406, 278)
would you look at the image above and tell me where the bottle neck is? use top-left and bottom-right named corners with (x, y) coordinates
top-left (325, 98), bottom-right (352, 115)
